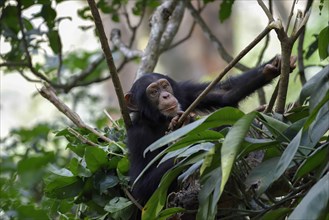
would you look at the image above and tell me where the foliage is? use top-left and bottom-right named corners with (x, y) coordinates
top-left (1, 0), bottom-right (329, 220)
top-left (141, 67), bottom-right (329, 219)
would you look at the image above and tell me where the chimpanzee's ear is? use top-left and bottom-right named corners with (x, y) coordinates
top-left (125, 93), bottom-right (138, 111)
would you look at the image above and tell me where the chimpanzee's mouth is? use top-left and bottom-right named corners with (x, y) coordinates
top-left (164, 105), bottom-right (177, 111)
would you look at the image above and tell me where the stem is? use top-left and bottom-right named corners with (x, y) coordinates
top-left (87, 0), bottom-right (132, 129)
top-left (177, 24), bottom-right (274, 125)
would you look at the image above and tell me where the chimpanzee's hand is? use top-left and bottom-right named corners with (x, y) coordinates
top-left (168, 111), bottom-right (191, 131)
top-left (263, 55), bottom-right (297, 80)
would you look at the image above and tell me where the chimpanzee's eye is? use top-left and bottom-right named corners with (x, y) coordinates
top-left (151, 89), bottom-right (158, 97)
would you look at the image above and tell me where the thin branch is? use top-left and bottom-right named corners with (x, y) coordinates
top-left (103, 109), bottom-right (120, 129)
top-left (0, 62), bottom-right (28, 67)
top-left (177, 24), bottom-right (275, 126)
top-left (185, 1), bottom-right (249, 72)
top-left (136, 0), bottom-right (179, 79)
top-left (56, 33), bottom-right (63, 84)
top-left (297, 27), bottom-right (307, 85)
top-left (110, 29), bottom-right (143, 59)
top-left (38, 83), bottom-right (113, 143)
top-left (67, 127), bottom-right (98, 147)
top-left (286, 0), bottom-right (297, 32)
top-left (123, 187), bottom-right (143, 211)
top-left (257, 0), bottom-right (274, 22)
top-left (64, 55), bottom-right (105, 93)
top-left (264, 79), bottom-right (280, 113)
top-left (16, 0), bottom-right (54, 85)
top-left (19, 70), bottom-right (42, 83)
top-left (291, 9), bottom-right (311, 42)
top-left (87, 0), bottom-right (132, 129)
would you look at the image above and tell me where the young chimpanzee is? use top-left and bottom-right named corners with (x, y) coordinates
top-left (125, 56), bottom-right (296, 206)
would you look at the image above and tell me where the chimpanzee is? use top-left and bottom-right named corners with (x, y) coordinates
top-left (125, 56), bottom-right (296, 206)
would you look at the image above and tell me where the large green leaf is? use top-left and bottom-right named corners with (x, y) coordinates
top-left (288, 173), bottom-right (329, 220)
top-left (145, 107), bottom-right (243, 154)
top-left (219, 0), bottom-right (235, 22)
top-left (299, 65), bottom-right (329, 110)
top-left (273, 130), bottom-right (302, 181)
top-left (135, 107), bottom-right (242, 187)
top-left (294, 142), bottom-right (329, 181)
top-left (142, 154), bottom-right (206, 220)
top-left (142, 167), bottom-right (185, 220)
top-left (220, 112), bottom-right (257, 193)
top-left (85, 146), bottom-right (108, 172)
top-left (318, 26), bottom-right (329, 60)
top-left (262, 208), bottom-right (291, 220)
top-left (245, 157), bottom-right (280, 196)
top-left (197, 146), bottom-right (222, 220)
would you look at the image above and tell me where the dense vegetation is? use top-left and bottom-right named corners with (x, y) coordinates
top-left (1, 0), bottom-right (328, 219)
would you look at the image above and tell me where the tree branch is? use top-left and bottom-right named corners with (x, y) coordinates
top-left (135, 0), bottom-right (179, 79)
top-left (87, 0), bottom-right (131, 129)
top-left (177, 24), bottom-right (275, 126)
top-left (185, 1), bottom-right (250, 72)
top-left (110, 29), bottom-right (143, 59)
top-left (159, 0), bottom-right (185, 51)
top-left (38, 83), bottom-right (113, 143)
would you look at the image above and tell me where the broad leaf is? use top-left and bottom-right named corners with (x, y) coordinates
top-left (220, 112), bottom-right (257, 194)
top-left (289, 173), bottom-right (329, 220)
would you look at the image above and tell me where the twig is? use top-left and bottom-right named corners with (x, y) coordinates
top-left (0, 62), bottom-right (28, 67)
top-left (64, 55), bottom-right (105, 92)
top-left (103, 109), bottom-right (120, 129)
top-left (67, 127), bottom-right (98, 147)
top-left (38, 83), bottom-right (113, 143)
top-left (286, 0), bottom-right (297, 32)
top-left (177, 24), bottom-right (275, 126)
top-left (264, 79), bottom-right (280, 113)
top-left (87, 0), bottom-right (132, 129)
top-left (185, 0), bottom-right (249, 72)
top-left (16, 0), bottom-right (54, 85)
top-left (19, 70), bottom-right (42, 83)
top-left (123, 187), bottom-right (143, 211)
top-left (257, 0), bottom-right (274, 22)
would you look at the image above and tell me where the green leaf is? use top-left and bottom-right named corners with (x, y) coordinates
top-left (48, 30), bottom-right (62, 54)
top-left (197, 146), bottom-right (222, 220)
top-left (136, 107), bottom-right (242, 188)
top-left (273, 130), bottom-right (302, 181)
top-left (318, 26), bottom-right (329, 60)
top-left (95, 174), bottom-right (119, 193)
top-left (104, 197), bottom-right (133, 213)
top-left (299, 66), bottom-right (329, 110)
top-left (157, 207), bottom-right (185, 220)
top-left (85, 146), bottom-right (108, 172)
top-left (117, 157), bottom-right (130, 174)
top-left (17, 205), bottom-right (50, 220)
top-left (142, 155), bottom-right (203, 220)
top-left (145, 107), bottom-right (243, 155)
top-left (44, 174), bottom-right (83, 199)
top-left (17, 152), bottom-right (55, 174)
top-left (219, 0), bottom-right (235, 22)
top-left (245, 157), bottom-right (280, 195)
top-left (220, 112), bottom-right (257, 194)
top-left (294, 142), bottom-right (329, 181)
top-left (142, 166), bottom-right (185, 220)
top-left (262, 208), bottom-right (291, 220)
top-left (68, 157), bottom-right (92, 177)
top-left (288, 173), bottom-right (329, 220)
top-left (303, 90), bottom-right (329, 129)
